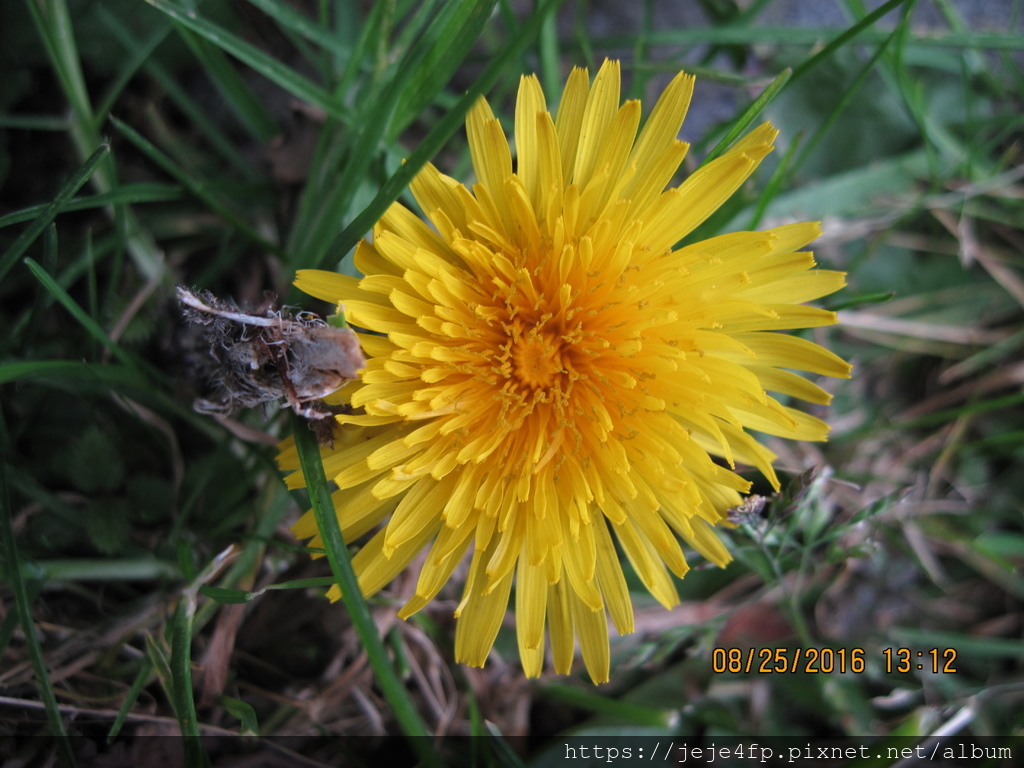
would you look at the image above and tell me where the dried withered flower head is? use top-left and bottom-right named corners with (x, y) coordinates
top-left (176, 286), bottom-right (365, 421)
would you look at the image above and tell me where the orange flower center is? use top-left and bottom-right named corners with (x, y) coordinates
top-left (511, 327), bottom-right (564, 391)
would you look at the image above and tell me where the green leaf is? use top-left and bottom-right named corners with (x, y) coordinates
top-left (84, 501), bottom-right (132, 555)
top-left (57, 426), bottom-right (125, 494)
top-left (220, 696), bottom-right (260, 736)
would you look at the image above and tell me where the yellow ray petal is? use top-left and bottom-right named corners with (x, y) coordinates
top-left (570, 588), bottom-right (610, 684)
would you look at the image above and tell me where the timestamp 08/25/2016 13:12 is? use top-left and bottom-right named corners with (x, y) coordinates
top-left (711, 647), bottom-right (959, 675)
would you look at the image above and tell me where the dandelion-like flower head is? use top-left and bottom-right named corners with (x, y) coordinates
top-left (279, 60), bottom-right (851, 683)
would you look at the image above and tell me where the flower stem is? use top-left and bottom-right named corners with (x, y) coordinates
top-left (292, 415), bottom-right (441, 766)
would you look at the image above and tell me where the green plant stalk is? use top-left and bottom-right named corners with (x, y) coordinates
top-left (0, 438), bottom-right (77, 767)
top-left (291, 415), bottom-right (442, 768)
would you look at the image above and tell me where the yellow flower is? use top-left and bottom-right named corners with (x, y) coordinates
top-left (278, 60), bottom-right (851, 683)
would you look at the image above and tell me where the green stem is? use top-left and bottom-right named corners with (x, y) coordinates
top-left (292, 415), bottom-right (442, 767)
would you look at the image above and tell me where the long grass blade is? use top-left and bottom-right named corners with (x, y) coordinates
top-left (0, 185), bottom-right (184, 229)
top-left (789, 0), bottom-right (912, 84)
top-left (169, 596), bottom-right (207, 765)
top-left (0, 143), bottom-right (109, 283)
top-left (243, 0), bottom-right (351, 55)
top-left (22, 259), bottom-right (144, 373)
top-left (389, 0), bottom-right (497, 139)
top-left (0, 437), bottom-right (76, 767)
top-left (703, 67), bottom-right (791, 163)
top-left (143, 0), bottom-right (349, 122)
top-left (288, 0), bottom-right (497, 270)
top-left (109, 117), bottom-right (283, 257)
top-left (174, 22), bottom-right (279, 142)
top-left (315, 0), bottom-right (565, 271)
top-left (24, 0), bottom-right (164, 281)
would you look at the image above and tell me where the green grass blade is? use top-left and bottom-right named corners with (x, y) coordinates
top-left (793, 22), bottom-right (905, 176)
top-left (0, 445), bottom-right (76, 766)
top-left (174, 22), bottom-right (279, 142)
top-left (220, 696), bottom-right (260, 736)
top-left (313, 0), bottom-right (565, 271)
top-left (594, 22), bottom-right (1024, 51)
top-left (289, 0), bottom-right (497, 270)
top-left (243, 0), bottom-right (351, 55)
top-left (3, 557), bottom-right (178, 583)
top-left (0, 143), bottom-right (109, 283)
top-left (24, 0), bottom-right (164, 282)
top-left (143, 0), bottom-right (349, 122)
top-left (24, 0), bottom-right (101, 161)
top-left (107, 656), bottom-right (155, 742)
top-left (704, 67), bottom-right (791, 163)
top-left (790, 0), bottom-right (912, 84)
top-left (0, 184), bottom-right (184, 229)
top-left (98, 7), bottom-right (258, 179)
top-left (93, 12), bottom-right (172, 126)
top-left (109, 116), bottom-right (283, 257)
top-left (169, 597), bottom-right (207, 765)
top-left (540, 682), bottom-right (676, 727)
top-left (0, 362), bottom-right (209, 434)
top-left (0, 113), bottom-right (69, 130)
top-left (199, 575), bottom-right (338, 603)
top-left (538, 8), bottom-right (561, 99)
top-left (291, 415), bottom-right (442, 768)
top-left (388, 0), bottom-right (497, 139)
top-left (0, 587), bottom-right (28, 666)
top-left (22, 258), bottom-right (144, 372)
top-left (901, 391), bottom-right (1024, 429)
top-left (746, 128), bottom-right (803, 231)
